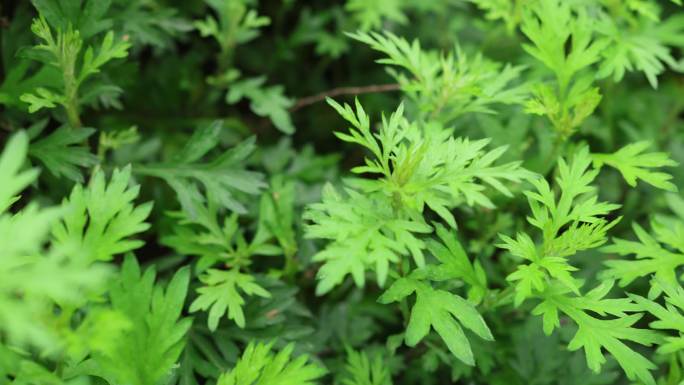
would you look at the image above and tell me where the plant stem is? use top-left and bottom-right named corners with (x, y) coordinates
top-left (65, 100), bottom-right (82, 128)
top-left (290, 83), bottom-right (401, 111)
top-left (283, 249), bottom-right (299, 282)
top-left (62, 46), bottom-right (82, 128)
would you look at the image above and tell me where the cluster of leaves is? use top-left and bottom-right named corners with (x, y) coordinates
top-left (498, 148), bottom-right (664, 384)
top-left (1, 0), bottom-right (684, 384)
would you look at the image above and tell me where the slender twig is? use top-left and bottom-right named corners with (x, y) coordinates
top-left (290, 83), bottom-right (401, 111)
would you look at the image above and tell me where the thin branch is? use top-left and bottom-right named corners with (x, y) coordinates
top-left (290, 83), bottom-right (401, 111)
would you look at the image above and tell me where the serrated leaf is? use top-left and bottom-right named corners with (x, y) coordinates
top-left (135, 121), bottom-right (265, 215)
top-left (51, 166), bottom-right (152, 262)
top-left (592, 141), bottom-right (678, 192)
top-left (216, 342), bottom-right (326, 385)
top-left (339, 347), bottom-right (393, 385)
top-left (189, 269), bottom-right (271, 330)
top-left (29, 125), bottom-right (97, 182)
top-left (227, 77), bottom-right (295, 134)
top-left (379, 277), bottom-right (492, 366)
top-left (73, 256), bottom-right (191, 385)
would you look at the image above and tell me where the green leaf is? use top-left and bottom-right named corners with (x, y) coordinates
top-left (327, 99), bottom-right (534, 213)
top-left (304, 184), bottom-right (432, 294)
top-left (348, 31), bottom-right (527, 122)
top-left (112, 2), bottom-right (191, 50)
top-left (499, 147), bottom-right (619, 301)
top-left (592, 141), bottom-right (678, 192)
top-left (534, 284), bottom-right (660, 385)
top-left (195, 2), bottom-right (270, 50)
top-left (20, 14), bottom-right (130, 124)
top-left (227, 77), bottom-right (295, 134)
top-left (602, 216), bottom-right (684, 287)
top-left (216, 342), bottom-right (326, 385)
top-left (74, 255), bottom-right (191, 385)
top-left (0, 131), bottom-right (109, 351)
top-left (521, 0), bottom-right (607, 90)
top-left (258, 175), bottom-right (297, 258)
top-left (519, 1), bottom-right (609, 138)
top-left (507, 263), bottom-right (546, 307)
top-left (525, 76), bottom-right (602, 138)
top-left (424, 224), bottom-right (488, 303)
top-left (20, 87), bottom-right (63, 112)
top-left (134, 121), bottom-right (266, 215)
top-left (0, 131), bottom-right (39, 212)
top-left (0, 59), bottom-right (58, 109)
top-left (339, 347), bottom-right (393, 385)
top-left (52, 166), bottom-right (152, 262)
top-left (379, 277), bottom-right (493, 366)
top-left (524, 147), bottom-right (620, 243)
top-left (162, 195), bottom-right (282, 272)
top-left (345, 0), bottom-right (407, 31)
top-left (596, 13), bottom-right (684, 88)
top-left (631, 280), bottom-right (684, 355)
top-left (496, 147), bottom-right (659, 383)
top-left (28, 124), bottom-right (97, 182)
top-left (189, 268), bottom-right (271, 330)
top-left (31, 0), bottom-right (112, 38)
top-left (468, 0), bottom-right (523, 31)
top-left (78, 30), bottom-right (131, 84)
top-left (567, 314), bottom-right (659, 385)
top-left (307, 98), bottom-right (531, 295)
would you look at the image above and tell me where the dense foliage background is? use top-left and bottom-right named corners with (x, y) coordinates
top-left (1, 0), bottom-right (684, 384)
